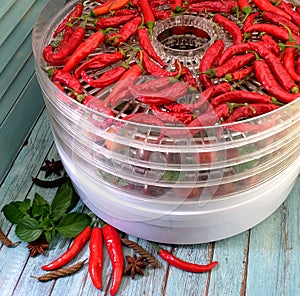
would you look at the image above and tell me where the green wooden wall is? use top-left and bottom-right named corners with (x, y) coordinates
top-left (0, 0), bottom-right (51, 182)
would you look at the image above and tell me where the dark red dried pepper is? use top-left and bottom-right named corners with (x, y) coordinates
top-left (242, 11), bottom-right (259, 32)
top-left (252, 0), bottom-right (291, 20)
top-left (113, 8), bottom-right (138, 16)
top-left (224, 66), bottom-right (253, 82)
top-left (150, 105), bottom-right (193, 124)
top-left (56, 25), bottom-right (74, 52)
top-left (102, 224), bottom-right (124, 296)
top-left (260, 34), bottom-right (281, 57)
top-left (62, 30), bottom-right (106, 73)
top-left (213, 14), bottom-right (243, 45)
top-left (199, 39), bottom-right (225, 88)
top-left (42, 226), bottom-right (91, 271)
top-left (88, 226), bottom-right (103, 290)
top-left (139, 0), bottom-right (156, 36)
top-left (152, 8), bottom-right (171, 20)
top-left (282, 41), bottom-right (300, 82)
top-left (218, 43), bottom-right (251, 66)
top-left (277, 1), bottom-right (300, 27)
top-left (95, 14), bottom-right (137, 29)
top-left (189, 1), bottom-right (238, 14)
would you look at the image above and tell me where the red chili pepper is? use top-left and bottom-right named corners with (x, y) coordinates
top-left (62, 30), bottom-right (106, 73)
top-left (42, 226), bottom-right (91, 271)
top-left (199, 39), bottom-right (225, 88)
top-left (81, 65), bottom-right (127, 88)
top-left (277, 1), bottom-right (300, 27)
top-left (213, 14), bottom-right (243, 45)
top-left (132, 77), bottom-right (174, 93)
top-left (102, 224), bottom-right (124, 296)
top-left (92, 0), bottom-right (131, 16)
top-left (43, 26), bottom-right (85, 66)
top-left (171, 0), bottom-right (183, 13)
top-left (203, 52), bottom-right (255, 78)
top-left (74, 51), bottom-right (124, 78)
top-left (189, 1), bottom-right (238, 14)
top-left (56, 25), bottom-right (74, 52)
top-left (107, 16), bottom-right (142, 46)
top-left (242, 11), bottom-right (259, 32)
top-left (113, 8), bottom-right (138, 16)
top-left (224, 66), bottom-right (253, 82)
top-left (153, 244), bottom-right (218, 273)
top-left (283, 41), bottom-right (300, 82)
top-left (48, 67), bottom-right (83, 94)
top-left (249, 42), bottom-right (299, 93)
top-left (43, 45), bottom-right (68, 66)
top-left (210, 90), bottom-right (279, 108)
top-left (181, 65), bottom-right (199, 89)
top-left (251, 0), bottom-right (292, 20)
top-left (225, 103), bottom-right (280, 123)
top-left (260, 34), bottom-right (281, 57)
top-left (253, 59), bottom-right (299, 103)
top-left (262, 12), bottom-right (300, 35)
top-left (150, 105), bottom-right (193, 124)
top-left (88, 227), bottom-right (103, 290)
top-left (105, 63), bottom-right (143, 107)
top-left (152, 8), bottom-right (172, 20)
top-left (138, 27), bottom-right (167, 67)
top-left (83, 95), bottom-right (115, 116)
top-left (237, 0), bottom-right (252, 22)
top-left (218, 43), bottom-right (251, 66)
top-left (139, 0), bottom-right (156, 36)
top-left (53, 3), bottom-right (83, 37)
top-left (95, 14), bottom-right (137, 29)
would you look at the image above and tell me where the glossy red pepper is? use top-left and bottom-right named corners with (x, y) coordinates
top-left (181, 65), bottom-right (198, 89)
top-left (43, 26), bottom-right (85, 66)
top-left (213, 14), bottom-right (243, 44)
top-left (92, 0), bottom-right (130, 16)
top-left (95, 14), bottom-right (137, 29)
top-left (152, 8), bottom-right (171, 20)
top-left (282, 41), bottom-right (300, 82)
top-left (260, 34), bottom-right (281, 57)
top-left (114, 8), bottom-right (138, 16)
top-left (171, 0), bottom-right (183, 13)
top-left (242, 11), bottom-right (259, 32)
top-left (42, 226), bottom-right (91, 271)
top-left (131, 77), bottom-right (174, 93)
top-left (251, 0), bottom-right (291, 20)
top-left (74, 51), bottom-right (124, 79)
top-left (249, 42), bottom-right (299, 93)
top-left (278, 1), bottom-right (300, 27)
top-left (224, 66), bottom-right (253, 82)
top-left (218, 43), bottom-right (251, 66)
top-left (56, 25), bottom-right (74, 52)
top-left (189, 1), bottom-right (238, 14)
top-left (102, 224), bottom-right (124, 296)
top-left (150, 105), bottom-right (193, 124)
top-left (237, 0), bottom-right (252, 22)
top-left (253, 59), bottom-right (300, 103)
top-left (49, 68), bottom-right (83, 94)
top-left (81, 65), bottom-right (127, 88)
top-left (88, 227), bottom-right (103, 290)
top-left (199, 39), bottom-right (225, 88)
top-left (138, 27), bottom-right (167, 67)
top-left (62, 30), bottom-right (106, 73)
top-left (203, 52), bottom-right (255, 78)
top-left (43, 45), bottom-right (67, 66)
top-left (53, 3), bottom-right (83, 37)
top-left (139, 0), bottom-right (156, 36)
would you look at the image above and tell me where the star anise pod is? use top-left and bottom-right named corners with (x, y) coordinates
top-left (124, 255), bottom-right (149, 279)
top-left (41, 159), bottom-right (64, 178)
top-left (27, 237), bottom-right (49, 257)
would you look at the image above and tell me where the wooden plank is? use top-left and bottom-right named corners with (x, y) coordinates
top-left (0, 0), bottom-right (36, 47)
top-left (0, 0), bottom-right (49, 76)
top-left (0, 0), bottom-right (17, 20)
top-left (0, 74), bottom-right (44, 182)
top-left (245, 176), bottom-right (300, 296)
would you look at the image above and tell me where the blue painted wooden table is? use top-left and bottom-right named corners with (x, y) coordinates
top-left (0, 109), bottom-right (299, 296)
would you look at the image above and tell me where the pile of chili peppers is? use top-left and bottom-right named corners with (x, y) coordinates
top-left (40, 222), bottom-right (218, 294)
top-left (42, 0), bottom-right (300, 132)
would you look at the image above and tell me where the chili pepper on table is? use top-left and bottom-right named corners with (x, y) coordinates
top-left (47, 67), bottom-right (83, 94)
top-left (202, 52), bottom-right (255, 79)
top-left (199, 39), bottom-right (225, 88)
top-left (282, 41), bottom-right (300, 83)
top-left (88, 226), bottom-right (103, 290)
top-left (81, 65), bottom-right (127, 88)
top-left (138, 27), bottom-right (167, 67)
top-left (43, 25), bottom-right (85, 67)
top-left (74, 51), bottom-right (125, 79)
top-left (223, 66), bottom-right (253, 82)
top-left (139, 0), bottom-right (156, 36)
top-left (237, 0), bottom-right (252, 22)
top-left (189, 1), bottom-right (238, 14)
top-left (151, 243), bottom-right (218, 273)
top-left (105, 62), bottom-right (143, 107)
top-left (53, 2), bottom-right (83, 37)
top-left (213, 14), bottom-right (243, 45)
top-left (249, 42), bottom-right (299, 93)
top-left (95, 14), bottom-right (137, 30)
top-left (42, 226), bottom-right (92, 271)
top-left (62, 30), bottom-right (106, 73)
top-left (253, 58), bottom-right (300, 104)
top-left (102, 224), bottom-right (124, 296)
top-left (92, 0), bottom-right (131, 16)
top-left (251, 0), bottom-right (292, 20)
top-left (107, 16), bottom-right (142, 46)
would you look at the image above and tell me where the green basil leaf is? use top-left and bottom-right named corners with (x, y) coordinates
top-left (32, 193), bottom-right (50, 218)
top-left (2, 199), bottom-right (31, 224)
top-left (50, 180), bottom-right (74, 220)
top-left (15, 218), bottom-right (43, 242)
top-left (44, 228), bottom-right (57, 243)
top-left (56, 212), bottom-right (91, 238)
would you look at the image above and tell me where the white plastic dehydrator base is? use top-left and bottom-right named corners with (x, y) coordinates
top-left (56, 141), bottom-right (300, 244)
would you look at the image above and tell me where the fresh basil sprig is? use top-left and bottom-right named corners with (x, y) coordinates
top-left (1, 179), bottom-right (91, 243)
